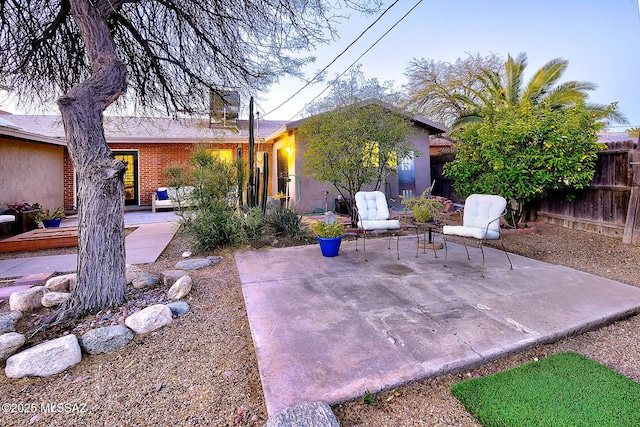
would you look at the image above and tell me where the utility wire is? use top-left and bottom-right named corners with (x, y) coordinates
top-left (288, 0), bottom-right (424, 120)
top-left (262, 0), bottom-right (401, 118)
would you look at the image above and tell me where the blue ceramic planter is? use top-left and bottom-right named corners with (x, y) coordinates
top-left (317, 236), bottom-right (342, 257)
top-left (42, 218), bottom-right (62, 228)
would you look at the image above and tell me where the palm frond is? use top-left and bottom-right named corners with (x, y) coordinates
top-left (585, 102), bottom-right (629, 124)
top-left (545, 81), bottom-right (594, 108)
top-left (504, 53), bottom-right (527, 105)
top-left (524, 58), bottom-right (568, 104)
top-left (450, 113), bottom-right (484, 132)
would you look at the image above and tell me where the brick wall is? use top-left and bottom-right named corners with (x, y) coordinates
top-left (63, 141), bottom-right (273, 209)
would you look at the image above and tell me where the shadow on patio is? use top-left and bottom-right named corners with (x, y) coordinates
top-left (235, 235), bottom-right (640, 416)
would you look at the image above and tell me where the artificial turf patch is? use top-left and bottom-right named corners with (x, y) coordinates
top-left (450, 352), bottom-right (640, 427)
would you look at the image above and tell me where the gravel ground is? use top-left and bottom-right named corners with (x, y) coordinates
top-left (1, 223), bottom-right (640, 426)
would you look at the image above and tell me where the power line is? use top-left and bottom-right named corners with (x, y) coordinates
top-left (289, 0), bottom-right (424, 120)
top-left (262, 0), bottom-right (401, 118)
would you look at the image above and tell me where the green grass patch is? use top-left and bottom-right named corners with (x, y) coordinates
top-left (451, 352), bottom-right (640, 427)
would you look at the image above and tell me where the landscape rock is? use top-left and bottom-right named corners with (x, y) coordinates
top-left (166, 301), bottom-right (190, 317)
top-left (125, 304), bottom-right (173, 334)
top-left (45, 273), bottom-right (77, 293)
top-left (0, 311), bottom-right (22, 334)
top-left (265, 402), bottom-right (339, 427)
top-left (79, 325), bottom-right (134, 355)
top-left (41, 292), bottom-right (72, 308)
top-left (175, 258), bottom-right (212, 270)
top-left (132, 272), bottom-right (160, 289)
top-left (167, 275), bottom-right (192, 301)
top-left (0, 332), bottom-right (26, 361)
top-left (9, 286), bottom-right (46, 311)
top-left (206, 256), bottom-right (223, 263)
top-left (5, 335), bottom-right (82, 378)
top-left (161, 270), bottom-right (189, 287)
top-left (125, 264), bottom-right (143, 285)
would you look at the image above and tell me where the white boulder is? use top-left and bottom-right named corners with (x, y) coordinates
top-left (125, 304), bottom-right (172, 334)
top-left (41, 292), bottom-right (72, 308)
top-left (0, 332), bottom-right (26, 361)
top-left (167, 275), bottom-right (192, 301)
top-left (9, 286), bottom-right (46, 311)
top-left (5, 335), bottom-right (82, 378)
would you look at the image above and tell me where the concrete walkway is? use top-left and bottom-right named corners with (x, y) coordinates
top-left (0, 211), bottom-right (179, 279)
top-left (236, 235), bottom-right (640, 416)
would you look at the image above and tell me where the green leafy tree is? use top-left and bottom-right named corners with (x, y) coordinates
top-left (300, 100), bottom-right (415, 226)
top-left (452, 53), bottom-right (628, 129)
top-left (445, 101), bottom-right (606, 227)
top-left (403, 52), bottom-right (504, 127)
top-left (0, 0), bottom-right (377, 322)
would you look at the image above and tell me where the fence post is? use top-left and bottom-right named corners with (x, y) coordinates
top-left (623, 148), bottom-right (640, 243)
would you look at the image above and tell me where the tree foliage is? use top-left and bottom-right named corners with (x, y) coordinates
top-left (403, 53), bottom-right (504, 127)
top-left (451, 52), bottom-right (628, 130)
top-left (0, 0), bottom-right (380, 115)
top-left (300, 100), bottom-right (415, 225)
top-left (0, 0), bottom-right (379, 322)
top-left (444, 101), bottom-right (606, 226)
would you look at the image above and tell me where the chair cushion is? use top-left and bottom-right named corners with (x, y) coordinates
top-left (358, 219), bottom-right (400, 231)
top-left (0, 215), bottom-right (16, 224)
top-left (442, 225), bottom-right (500, 240)
top-left (463, 194), bottom-right (507, 233)
top-left (355, 191), bottom-right (390, 221)
top-left (157, 188), bottom-right (169, 200)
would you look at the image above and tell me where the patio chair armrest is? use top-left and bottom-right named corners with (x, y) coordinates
top-left (443, 209), bottom-right (463, 226)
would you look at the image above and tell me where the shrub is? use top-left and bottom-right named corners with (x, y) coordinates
top-left (266, 207), bottom-right (308, 241)
top-left (181, 200), bottom-right (243, 252)
top-left (311, 221), bottom-right (344, 238)
top-left (242, 207), bottom-right (265, 241)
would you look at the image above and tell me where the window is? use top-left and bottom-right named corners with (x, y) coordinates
top-left (209, 149), bottom-right (233, 162)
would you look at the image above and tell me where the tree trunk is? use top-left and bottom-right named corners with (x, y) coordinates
top-left (52, 0), bottom-right (128, 323)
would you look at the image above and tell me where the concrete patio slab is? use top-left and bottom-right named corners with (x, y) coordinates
top-left (236, 235), bottom-right (640, 416)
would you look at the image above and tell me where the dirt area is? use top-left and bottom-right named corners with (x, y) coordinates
top-left (1, 223), bottom-right (640, 426)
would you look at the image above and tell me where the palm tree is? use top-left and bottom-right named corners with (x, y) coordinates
top-left (451, 53), bottom-right (627, 130)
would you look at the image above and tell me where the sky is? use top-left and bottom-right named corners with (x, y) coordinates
top-left (254, 0), bottom-right (640, 130)
top-left (2, 1), bottom-right (639, 130)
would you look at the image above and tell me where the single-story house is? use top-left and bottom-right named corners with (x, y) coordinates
top-left (264, 105), bottom-right (447, 213)
top-left (1, 112), bottom-right (285, 211)
top-left (1, 103), bottom-right (446, 215)
top-left (0, 113), bottom-right (66, 211)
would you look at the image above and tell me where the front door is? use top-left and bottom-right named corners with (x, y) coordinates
top-left (398, 152), bottom-right (416, 200)
top-left (113, 151), bottom-right (139, 206)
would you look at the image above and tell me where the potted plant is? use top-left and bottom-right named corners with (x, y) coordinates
top-left (311, 220), bottom-right (345, 257)
top-left (4, 202), bottom-right (41, 233)
top-left (37, 206), bottom-right (66, 228)
top-left (401, 190), bottom-right (445, 223)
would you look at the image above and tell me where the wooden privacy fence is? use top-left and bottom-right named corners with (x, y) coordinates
top-left (537, 140), bottom-right (640, 243)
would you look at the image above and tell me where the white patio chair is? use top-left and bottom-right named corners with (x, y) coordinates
top-left (355, 191), bottom-right (401, 261)
top-left (442, 194), bottom-right (513, 277)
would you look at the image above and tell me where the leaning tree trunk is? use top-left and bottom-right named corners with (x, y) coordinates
top-left (53, 0), bottom-right (128, 323)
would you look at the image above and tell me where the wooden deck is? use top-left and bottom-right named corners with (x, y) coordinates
top-left (0, 226), bottom-right (78, 253)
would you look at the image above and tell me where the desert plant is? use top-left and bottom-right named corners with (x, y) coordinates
top-left (181, 200), bottom-right (243, 251)
top-left (401, 192), bottom-right (444, 222)
top-left (242, 207), bottom-right (265, 241)
top-left (37, 206), bottom-right (66, 221)
top-left (266, 207), bottom-right (308, 240)
top-left (311, 221), bottom-right (344, 238)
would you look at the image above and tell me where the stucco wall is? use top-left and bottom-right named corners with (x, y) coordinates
top-left (291, 123), bottom-right (433, 214)
top-left (0, 137), bottom-right (64, 211)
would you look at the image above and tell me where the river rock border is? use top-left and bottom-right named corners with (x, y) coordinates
top-left (0, 258), bottom-right (216, 379)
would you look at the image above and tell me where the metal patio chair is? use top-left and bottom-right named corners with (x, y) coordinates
top-left (442, 194), bottom-right (513, 277)
top-left (355, 191), bottom-right (401, 261)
